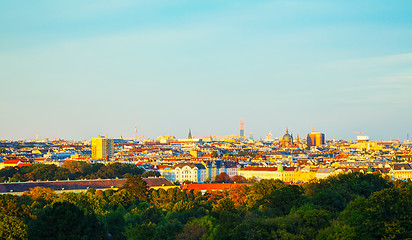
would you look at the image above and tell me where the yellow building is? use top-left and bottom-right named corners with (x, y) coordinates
top-left (91, 136), bottom-right (114, 160)
top-left (307, 131), bottom-right (325, 147)
top-left (390, 163), bottom-right (412, 180)
top-left (239, 165), bottom-right (317, 183)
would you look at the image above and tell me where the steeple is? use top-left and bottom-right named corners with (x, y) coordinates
top-left (188, 129), bottom-right (192, 139)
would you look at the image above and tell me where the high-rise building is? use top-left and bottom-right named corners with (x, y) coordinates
top-left (91, 136), bottom-right (114, 160)
top-left (306, 130), bottom-right (325, 147)
top-left (240, 121), bottom-right (245, 141)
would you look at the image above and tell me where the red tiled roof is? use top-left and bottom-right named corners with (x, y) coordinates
top-left (3, 159), bottom-right (20, 164)
top-left (153, 165), bottom-right (169, 170)
top-left (181, 183), bottom-right (250, 191)
top-left (17, 162), bottom-right (33, 167)
top-left (241, 166), bottom-right (278, 171)
top-left (144, 177), bottom-right (175, 187)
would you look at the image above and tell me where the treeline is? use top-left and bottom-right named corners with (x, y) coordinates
top-left (0, 172), bottom-right (411, 240)
top-left (0, 162), bottom-right (144, 182)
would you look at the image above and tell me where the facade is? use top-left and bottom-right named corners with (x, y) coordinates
top-left (390, 163), bottom-right (412, 180)
top-left (173, 163), bottom-right (207, 183)
top-left (202, 160), bottom-right (238, 180)
top-left (239, 165), bottom-right (318, 182)
top-left (91, 136), bottom-right (114, 160)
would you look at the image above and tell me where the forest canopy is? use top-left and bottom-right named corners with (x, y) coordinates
top-left (0, 172), bottom-right (410, 240)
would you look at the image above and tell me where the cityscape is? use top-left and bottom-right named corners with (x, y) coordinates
top-left (1, 123), bottom-right (412, 185)
top-left (1, 0), bottom-right (412, 239)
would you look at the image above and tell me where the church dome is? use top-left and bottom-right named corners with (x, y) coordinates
top-left (283, 133), bottom-right (292, 140)
top-left (282, 128), bottom-right (293, 141)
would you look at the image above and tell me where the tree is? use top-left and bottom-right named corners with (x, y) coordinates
top-left (304, 172), bottom-right (393, 212)
top-left (23, 186), bottom-right (56, 203)
top-left (121, 175), bottom-right (149, 201)
top-left (0, 213), bottom-right (28, 240)
top-left (125, 222), bottom-right (156, 240)
top-left (56, 192), bottom-right (107, 215)
top-left (316, 221), bottom-right (356, 240)
top-left (340, 187), bottom-right (412, 239)
top-left (153, 220), bottom-right (184, 240)
top-left (261, 184), bottom-right (306, 216)
top-left (109, 189), bottom-right (136, 208)
top-left (142, 206), bottom-right (163, 224)
top-left (175, 224), bottom-right (207, 240)
top-left (142, 171), bottom-right (161, 178)
top-left (212, 197), bottom-right (235, 212)
top-left (61, 161), bottom-right (86, 175)
top-left (0, 194), bottom-right (32, 220)
top-left (228, 185), bottom-right (248, 208)
top-left (232, 175), bottom-right (247, 183)
top-left (22, 187), bottom-right (56, 209)
top-left (29, 201), bottom-right (106, 240)
top-left (214, 172), bottom-right (233, 183)
top-left (102, 208), bottom-right (126, 240)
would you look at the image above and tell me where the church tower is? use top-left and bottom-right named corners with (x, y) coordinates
top-left (188, 129), bottom-right (192, 139)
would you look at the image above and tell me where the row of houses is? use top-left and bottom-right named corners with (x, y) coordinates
top-left (153, 160), bottom-right (238, 183)
top-left (152, 161), bottom-right (412, 183)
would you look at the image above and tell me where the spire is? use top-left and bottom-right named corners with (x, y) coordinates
top-left (286, 127), bottom-right (289, 134)
top-left (188, 129), bottom-right (192, 139)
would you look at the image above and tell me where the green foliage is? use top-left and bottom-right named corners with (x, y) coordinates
top-left (316, 221), bottom-right (356, 240)
top-left (109, 189), bottom-right (136, 208)
top-left (305, 172), bottom-right (393, 211)
top-left (0, 213), bottom-right (28, 240)
top-left (102, 209), bottom-right (126, 240)
top-left (55, 192), bottom-right (107, 215)
top-left (141, 206), bottom-right (163, 224)
top-left (340, 187), bottom-right (412, 240)
top-left (28, 201), bottom-right (106, 240)
top-left (212, 197), bottom-right (235, 212)
top-left (280, 206), bottom-right (332, 239)
top-left (1, 172), bottom-right (409, 240)
top-left (0, 194), bottom-right (32, 220)
top-left (259, 184), bottom-right (306, 216)
top-left (0, 161), bottom-right (144, 183)
top-left (245, 179), bottom-right (287, 209)
top-left (125, 222), bottom-right (156, 240)
top-left (141, 170), bottom-right (161, 178)
top-left (121, 175), bottom-right (149, 201)
top-left (153, 220), bottom-right (184, 240)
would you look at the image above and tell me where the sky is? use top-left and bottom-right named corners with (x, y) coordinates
top-left (1, 0), bottom-right (412, 141)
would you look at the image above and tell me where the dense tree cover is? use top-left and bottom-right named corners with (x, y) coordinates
top-left (0, 162), bottom-right (144, 182)
top-left (0, 172), bottom-right (410, 240)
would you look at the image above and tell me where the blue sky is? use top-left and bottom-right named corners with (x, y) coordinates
top-left (1, 0), bottom-right (412, 141)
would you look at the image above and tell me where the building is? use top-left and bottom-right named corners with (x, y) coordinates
top-left (240, 121), bottom-right (245, 141)
top-left (202, 160), bottom-right (238, 180)
top-left (172, 163), bottom-right (207, 183)
top-left (238, 165), bottom-right (317, 183)
top-left (279, 128), bottom-right (295, 148)
top-left (0, 177), bottom-right (177, 195)
top-left (307, 130), bottom-right (325, 147)
top-left (91, 136), bottom-right (114, 160)
top-left (390, 163), bottom-right (412, 180)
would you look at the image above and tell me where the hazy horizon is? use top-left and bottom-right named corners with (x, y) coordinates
top-left (1, 0), bottom-right (412, 141)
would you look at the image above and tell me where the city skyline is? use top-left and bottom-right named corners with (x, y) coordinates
top-left (1, 0), bottom-right (412, 141)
